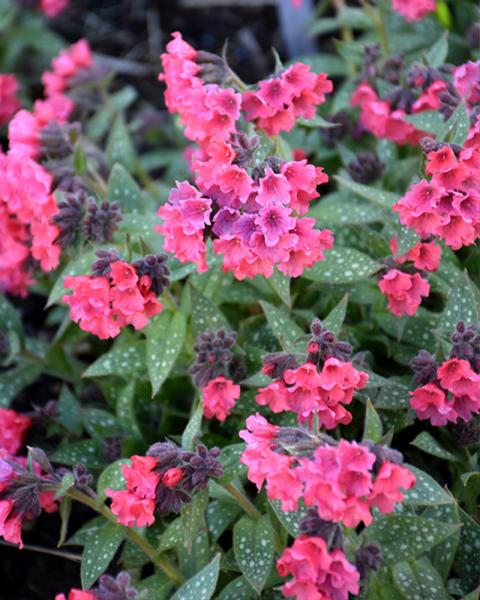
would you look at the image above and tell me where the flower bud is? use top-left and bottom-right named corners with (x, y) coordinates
top-left (162, 467), bottom-right (184, 489)
top-left (132, 254), bottom-right (170, 296)
top-left (355, 542), bottom-right (383, 580)
top-left (83, 198), bottom-right (123, 244)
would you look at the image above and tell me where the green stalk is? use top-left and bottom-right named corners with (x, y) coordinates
top-left (222, 482), bottom-right (263, 520)
top-left (67, 488), bottom-right (185, 585)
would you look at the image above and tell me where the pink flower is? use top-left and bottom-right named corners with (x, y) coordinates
top-left (240, 414), bottom-right (279, 490)
top-left (437, 358), bottom-right (480, 400)
top-left (63, 275), bottom-right (120, 340)
top-left (105, 489), bottom-right (156, 528)
top-left (378, 269), bottom-right (430, 317)
top-left (42, 39), bottom-right (93, 97)
top-left (40, 0), bottom-right (69, 17)
top-left (277, 536), bottom-right (360, 600)
top-left (409, 383), bottom-right (456, 426)
top-left (0, 499), bottom-right (24, 548)
top-left (201, 376), bottom-right (240, 421)
top-left (121, 456), bottom-right (161, 500)
top-left (454, 61), bottom-right (480, 106)
top-left (256, 380), bottom-right (290, 413)
top-left (0, 409), bottom-right (32, 455)
top-left (390, 238), bottom-right (441, 272)
top-left (368, 462), bottom-right (416, 513)
top-left (55, 590), bottom-right (96, 600)
top-left (0, 74), bottom-right (20, 126)
top-left (391, 0), bottom-right (436, 22)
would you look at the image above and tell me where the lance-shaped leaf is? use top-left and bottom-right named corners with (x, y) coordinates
top-left (81, 522), bottom-right (124, 588)
top-left (303, 247), bottom-right (380, 284)
top-left (170, 553), bottom-right (220, 600)
top-left (233, 515), bottom-right (275, 593)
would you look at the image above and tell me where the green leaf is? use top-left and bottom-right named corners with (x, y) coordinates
top-left (364, 399), bottom-right (382, 442)
top-left (0, 364), bottom-right (41, 407)
top-left (206, 499), bottom-right (241, 541)
top-left (58, 497), bottom-right (72, 547)
top-left (268, 498), bottom-right (307, 538)
top-left (47, 248), bottom-right (97, 307)
top-left (179, 490), bottom-right (210, 576)
top-left (81, 522), bottom-right (124, 589)
top-left (158, 518), bottom-right (183, 552)
top-left (106, 115), bottom-right (135, 169)
top-left (146, 311), bottom-right (186, 396)
top-left (268, 269), bottom-right (291, 307)
top-left (440, 102), bottom-right (470, 146)
top-left (309, 194), bottom-right (386, 225)
top-left (96, 459), bottom-right (128, 502)
top-left (218, 444), bottom-right (247, 484)
top-left (83, 340), bottom-right (146, 378)
top-left (107, 163), bottom-right (142, 212)
top-left (335, 176), bottom-right (398, 208)
top-left (403, 464), bottom-right (454, 506)
top-left (439, 271), bottom-right (479, 332)
top-left (217, 576), bottom-right (256, 600)
top-left (303, 247), bottom-right (380, 284)
top-left (116, 380), bottom-right (142, 438)
top-left (66, 516), bottom-right (105, 546)
top-left (454, 508), bottom-right (480, 586)
top-left (425, 31), bottom-right (449, 67)
top-left (54, 472), bottom-right (75, 500)
top-left (411, 432), bottom-right (458, 461)
top-left (404, 111), bottom-right (445, 137)
top-left (53, 440), bottom-right (105, 470)
top-left (83, 408), bottom-right (120, 438)
top-left (365, 515), bottom-right (460, 564)
top-left (391, 558), bottom-right (447, 599)
top-left (170, 553), bottom-right (220, 600)
top-left (396, 224), bottom-right (420, 256)
top-left (292, 54), bottom-right (347, 77)
top-left (56, 386), bottom-right (83, 436)
top-left (424, 503), bottom-right (460, 581)
top-left (181, 402), bottom-right (203, 452)
top-left (323, 294), bottom-right (348, 335)
top-left (234, 515), bottom-right (275, 593)
top-left (373, 383), bottom-right (410, 410)
top-left (137, 573), bottom-right (173, 599)
top-left (259, 301), bottom-right (304, 351)
top-left (190, 285), bottom-right (229, 337)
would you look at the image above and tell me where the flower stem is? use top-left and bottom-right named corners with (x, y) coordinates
top-left (67, 488), bottom-right (184, 585)
top-left (222, 482), bottom-right (263, 520)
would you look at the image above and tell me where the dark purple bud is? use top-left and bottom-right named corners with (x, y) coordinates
top-left (132, 254), bottom-right (170, 295)
top-left (83, 198), bottom-right (122, 244)
top-left (39, 121), bottom-right (80, 160)
top-left (96, 570), bottom-right (139, 600)
top-left (356, 542), bottom-right (383, 580)
top-left (147, 441), bottom-right (182, 470)
top-left (27, 447), bottom-right (54, 475)
top-left (196, 50), bottom-right (230, 85)
top-left (410, 349), bottom-right (439, 385)
top-left (101, 436), bottom-right (122, 462)
top-left (91, 249), bottom-right (120, 276)
top-left (72, 463), bottom-right (93, 488)
top-left (420, 137), bottom-right (445, 155)
top-left (262, 352), bottom-right (299, 379)
top-left (448, 417), bottom-right (480, 446)
top-left (53, 190), bottom-right (87, 248)
top-left (299, 509), bottom-right (344, 549)
top-left (181, 444), bottom-right (223, 493)
top-left (189, 329), bottom-right (237, 387)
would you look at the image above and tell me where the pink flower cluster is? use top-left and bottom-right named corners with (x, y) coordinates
top-left (454, 61), bottom-right (480, 108)
top-left (277, 535), bottom-right (360, 600)
top-left (0, 150), bottom-right (60, 295)
top-left (42, 39), bottom-right (93, 98)
top-left (0, 409), bottom-right (31, 456)
top-left (410, 358), bottom-right (480, 426)
top-left (377, 237), bottom-right (440, 317)
top-left (242, 64), bottom-right (333, 136)
top-left (391, 0), bottom-right (436, 22)
top-left (240, 414), bottom-right (416, 523)
top-left (63, 259), bottom-right (163, 340)
top-left (106, 456), bottom-right (162, 528)
top-left (258, 358), bottom-right (368, 428)
top-left (56, 591), bottom-right (95, 600)
top-left (394, 137), bottom-right (480, 249)
top-left (158, 32), bottom-right (334, 280)
top-left (351, 83), bottom-right (424, 146)
top-left (0, 74), bottom-right (20, 127)
top-left (201, 375), bottom-right (240, 421)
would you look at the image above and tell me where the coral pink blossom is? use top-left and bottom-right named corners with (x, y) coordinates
top-left (391, 0), bottom-right (436, 21)
top-left (42, 39), bottom-right (92, 98)
top-left (106, 489), bottom-right (156, 528)
top-left (0, 499), bottom-right (24, 548)
top-left (121, 456), bottom-right (160, 500)
top-left (277, 535), bottom-right (360, 600)
top-left (40, 0), bottom-right (69, 17)
top-left (55, 591), bottom-right (96, 600)
top-left (201, 376), bottom-right (240, 421)
top-left (409, 383), bottom-right (455, 426)
top-left (162, 468), bottom-right (184, 488)
top-left (390, 238), bottom-right (441, 272)
top-left (454, 61), bottom-right (480, 106)
top-left (0, 409), bottom-right (32, 455)
top-left (368, 462), bottom-right (416, 513)
top-left (378, 269), bottom-right (430, 317)
top-left (0, 74), bottom-right (20, 126)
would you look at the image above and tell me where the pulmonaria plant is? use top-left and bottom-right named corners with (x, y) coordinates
top-left (63, 252), bottom-right (167, 339)
top-left (257, 318), bottom-right (368, 426)
top-left (409, 322), bottom-right (480, 425)
top-left (377, 237), bottom-right (440, 317)
top-left (157, 32), bottom-right (334, 279)
top-left (394, 133), bottom-right (480, 249)
top-left (106, 441), bottom-right (223, 526)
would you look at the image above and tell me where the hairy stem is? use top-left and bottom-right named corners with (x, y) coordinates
top-left (67, 488), bottom-right (185, 585)
top-left (222, 482), bottom-right (263, 520)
